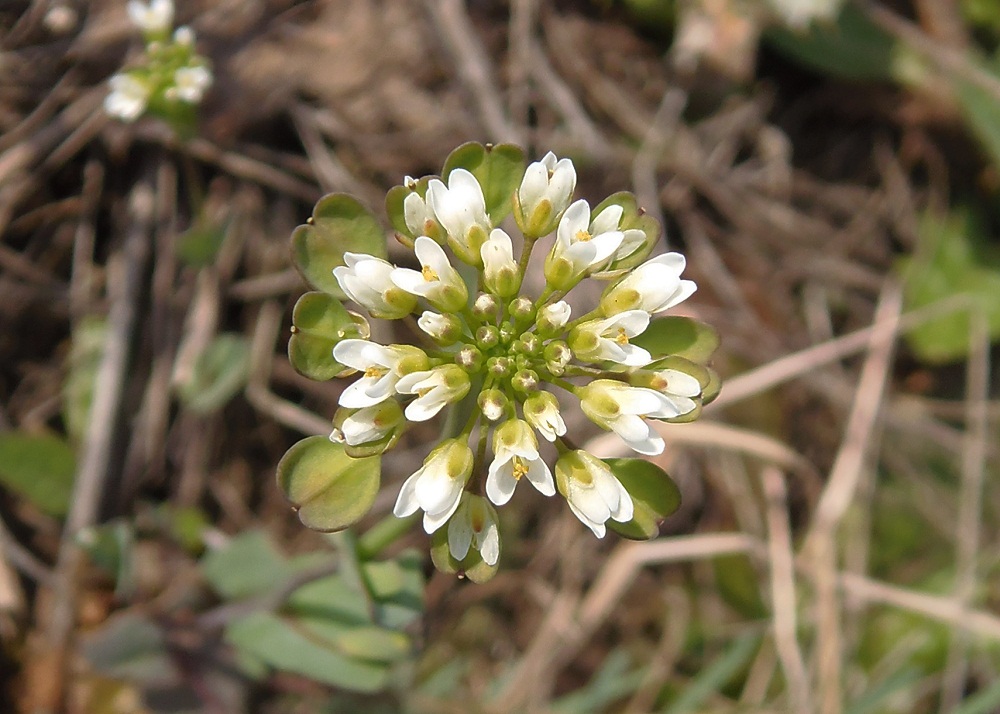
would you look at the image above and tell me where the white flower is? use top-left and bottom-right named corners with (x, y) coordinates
top-left (393, 440), bottom-right (472, 533)
top-left (172, 25), bottom-right (194, 45)
top-left (171, 65), bottom-right (212, 103)
top-left (601, 253), bottom-right (696, 315)
top-left (536, 300), bottom-right (571, 334)
top-left (587, 204), bottom-right (649, 275)
top-left (104, 73), bottom-right (149, 122)
top-left (522, 392), bottom-right (566, 442)
top-left (332, 339), bottom-right (427, 409)
top-left (649, 368), bottom-right (702, 417)
top-left (332, 401), bottom-right (403, 446)
top-left (579, 379), bottom-right (681, 455)
top-left (480, 228), bottom-right (520, 298)
top-left (426, 168), bottom-right (491, 265)
top-left (417, 311), bottom-right (461, 345)
top-left (517, 152), bottom-right (576, 236)
top-left (569, 310), bottom-right (651, 367)
top-left (127, 0), bottom-right (173, 34)
top-left (390, 236), bottom-right (468, 312)
top-left (555, 450), bottom-right (633, 538)
top-left (402, 183), bottom-right (440, 240)
top-left (544, 200), bottom-right (625, 289)
top-left (448, 494), bottom-right (500, 565)
top-left (486, 419), bottom-right (555, 506)
top-left (333, 252), bottom-right (416, 319)
top-left (395, 364), bottom-right (471, 422)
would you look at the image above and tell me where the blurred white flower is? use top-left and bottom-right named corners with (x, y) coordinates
top-left (104, 73), bottom-right (150, 122)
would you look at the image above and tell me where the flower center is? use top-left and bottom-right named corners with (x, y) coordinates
top-left (364, 366), bottom-right (388, 378)
top-left (614, 327), bottom-right (629, 346)
top-left (416, 386), bottom-right (434, 398)
top-left (421, 264), bottom-right (439, 282)
top-left (575, 229), bottom-right (592, 243)
top-left (512, 457), bottom-right (528, 481)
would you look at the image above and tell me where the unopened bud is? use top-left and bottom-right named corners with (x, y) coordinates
top-left (476, 325), bottom-right (500, 349)
top-left (473, 292), bottom-right (499, 320)
top-left (456, 345), bottom-right (483, 372)
top-left (512, 369), bottom-right (539, 393)
top-left (487, 356), bottom-right (512, 377)
top-left (508, 296), bottom-right (535, 324)
top-left (478, 388), bottom-right (509, 422)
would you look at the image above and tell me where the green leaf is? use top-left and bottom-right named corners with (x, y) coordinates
top-left (291, 194), bottom-right (386, 297)
top-left (334, 626), bottom-right (411, 664)
top-left (442, 142), bottom-right (525, 224)
top-left (287, 574), bottom-right (372, 626)
top-left (0, 432), bottom-right (76, 517)
top-left (897, 208), bottom-right (1000, 363)
top-left (77, 519), bottom-right (135, 599)
top-left (764, 5), bottom-right (902, 82)
top-left (225, 612), bottom-right (391, 692)
top-left (81, 613), bottom-right (177, 686)
top-left (175, 222), bottom-right (226, 267)
top-left (363, 552), bottom-right (426, 628)
top-left (176, 333), bottom-right (252, 413)
top-left (632, 315), bottom-right (720, 363)
top-left (713, 553), bottom-right (767, 618)
top-left (277, 437), bottom-right (381, 532)
top-left (603, 458), bottom-right (681, 540)
top-left (288, 292), bottom-right (367, 381)
top-left (662, 634), bottom-right (760, 714)
top-left (201, 530), bottom-right (296, 600)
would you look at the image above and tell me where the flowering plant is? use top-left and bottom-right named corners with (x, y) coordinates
top-left (278, 143), bottom-right (720, 582)
top-left (104, 0), bottom-right (212, 128)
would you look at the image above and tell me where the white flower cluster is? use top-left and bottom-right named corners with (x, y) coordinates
top-left (327, 151), bottom-right (704, 567)
top-left (104, 0), bottom-right (212, 123)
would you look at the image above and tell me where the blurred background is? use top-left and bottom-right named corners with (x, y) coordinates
top-left (2, 0), bottom-right (1000, 712)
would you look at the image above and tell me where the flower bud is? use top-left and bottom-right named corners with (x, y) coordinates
top-left (535, 300), bottom-right (571, 335)
top-left (476, 325), bottom-right (500, 349)
top-left (555, 450), bottom-right (633, 538)
top-left (498, 321), bottom-right (517, 345)
top-left (478, 388), bottom-right (509, 422)
top-left (481, 229), bottom-right (522, 298)
top-left (418, 311), bottom-right (462, 346)
top-left (456, 345), bottom-right (484, 372)
top-left (523, 392), bottom-right (566, 442)
top-left (473, 292), bottom-right (500, 320)
top-left (512, 369), bottom-right (539, 393)
top-left (487, 356), bottom-right (512, 377)
top-left (515, 332), bottom-right (540, 355)
top-left (514, 152), bottom-right (577, 239)
top-left (543, 340), bottom-right (571, 375)
top-left (508, 296), bottom-right (535, 325)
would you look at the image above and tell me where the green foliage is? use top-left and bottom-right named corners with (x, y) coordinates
top-left (277, 437), bottom-right (381, 532)
top-left (209, 532), bottom-right (423, 693)
top-left (953, 60), bottom-right (1000, 173)
top-left (175, 221), bottom-right (226, 267)
top-left (442, 142), bottom-right (526, 224)
top-left (176, 333), bottom-right (252, 412)
top-left (291, 193), bottom-right (387, 297)
top-left (288, 292), bottom-right (367, 381)
top-left (632, 316), bottom-right (720, 364)
top-left (713, 553), bottom-right (767, 619)
top-left (662, 634), bottom-right (760, 713)
top-left (896, 208), bottom-right (1000, 363)
top-left (81, 613), bottom-right (177, 685)
top-left (0, 432), bottom-right (76, 517)
top-left (603, 458), bottom-right (681, 540)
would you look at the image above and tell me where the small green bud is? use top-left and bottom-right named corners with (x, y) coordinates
top-left (383, 286), bottom-right (418, 317)
top-left (543, 340), bottom-right (572, 375)
top-left (473, 293), bottom-right (500, 320)
top-left (512, 369), bottom-right (539, 393)
top-left (498, 321), bottom-right (517, 345)
top-left (477, 325), bottom-right (500, 349)
top-left (395, 346), bottom-right (430, 376)
top-left (567, 325), bottom-right (599, 356)
top-left (518, 332), bottom-right (541, 354)
top-left (543, 253), bottom-right (578, 292)
top-left (456, 345), bottom-right (484, 372)
top-left (508, 296), bottom-right (535, 325)
top-left (478, 388), bottom-right (509, 422)
top-left (535, 301), bottom-right (571, 336)
top-left (487, 356), bottom-right (512, 377)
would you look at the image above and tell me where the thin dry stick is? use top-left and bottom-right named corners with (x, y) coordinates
top-left (422, 0), bottom-right (522, 144)
top-left (508, 0), bottom-right (535, 138)
top-left (710, 292), bottom-right (971, 411)
top-left (804, 282), bottom-right (902, 714)
top-left (40, 181), bottom-right (154, 712)
top-left (632, 88), bottom-right (687, 248)
top-left (245, 300), bottom-right (331, 436)
top-left (761, 466), bottom-right (812, 713)
top-left (838, 572), bottom-right (1000, 641)
top-left (939, 310), bottom-right (990, 712)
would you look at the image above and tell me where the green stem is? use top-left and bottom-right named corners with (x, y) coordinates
top-left (518, 236), bottom-right (537, 277)
top-left (355, 513), bottom-right (420, 559)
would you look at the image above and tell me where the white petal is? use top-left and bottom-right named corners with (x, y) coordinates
top-left (566, 497), bottom-right (607, 538)
top-left (659, 369), bottom-right (703, 398)
top-left (590, 204), bottom-right (623, 235)
top-left (610, 485), bottom-right (634, 523)
top-left (479, 521), bottom-right (500, 565)
top-left (390, 267), bottom-right (432, 297)
top-left (392, 471), bottom-right (422, 517)
top-left (525, 459), bottom-right (555, 497)
top-left (395, 370), bottom-right (433, 394)
top-left (486, 459), bottom-right (518, 506)
top-left (448, 507), bottom-right (473, 561)
top-left (518, 162), bottom-right (549, 207)
top-left (423, 491), bottom-right (463, 533)
top-left (404, 395), bottom-right (448, 422)
top-left (610, 414), bottom-right (653, 444)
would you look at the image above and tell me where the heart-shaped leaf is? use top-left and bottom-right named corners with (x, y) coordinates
top-left (604, 458), bottom-right (681, 540)
top-left (277, 437), bottom-right (380, 532)
top-left (442, 142), bottom-right (525, 225)
top-left (288, 292), bottom-right (368, 381)
top-left (632, 315), bottom-right (720, 363)
top-left (291, 194), bottom-right (386, 297)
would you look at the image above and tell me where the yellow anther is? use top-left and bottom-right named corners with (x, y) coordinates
top-left (614, 327), bottom-right (629, 346)
top-left (417, 386), bottom-right (434, 398)
top-left (512, 457), bottom-right (528, 481)
top-left (364, 366), bottom-right (388, 378)
top-left (575, 229), bottom-right (592, 242)
top-left (421, 264), bottom-right (439, 282)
